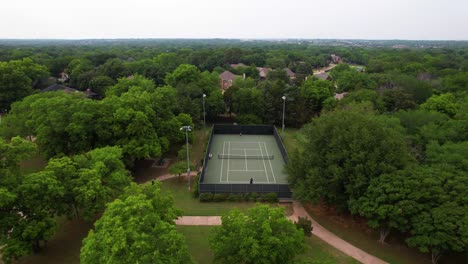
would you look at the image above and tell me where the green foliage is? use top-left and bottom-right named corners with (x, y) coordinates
top-left (0, 58), bottom-right (48, 110)
top-left (165, 64), bottom-right (201, 87)
top-left (106, 74), bottom-right (156, 97)
top-left (210, 204), bottom-right (305, 264)
top-left (44, 146), bottom-right (132, 220)
top-left (232, 88), bottom-right (264, 118)
top-left (295, 216), bottom-right (313, 237)
top-left (80, 183), bottom-right (193, 264)
top-left (88, 75), bottom-right (115, 96)
top-left (213, 193), bottom-right (229, 202)
top-left (169, 160), bottom-right (194, 177)
top-left (261, 192), bottom-right (279, 203)
top-left (237, 114), bottom-right (262, 124)
top-left (287, 107), bottom-right (410, 210)
top-left (192, 173), bottom-right (200, 198)
top-left (421, 93), bottom-right (458, 117)
top-left (199, 192), bottom-right (214, 202)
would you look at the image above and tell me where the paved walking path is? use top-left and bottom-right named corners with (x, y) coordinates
top-left (156, 172), bottom-right (387, 264)
top-left (288, 201), bottom-right (387, 264)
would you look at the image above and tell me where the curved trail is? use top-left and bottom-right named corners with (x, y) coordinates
top-left (157, 174), bottom-right (387, 264)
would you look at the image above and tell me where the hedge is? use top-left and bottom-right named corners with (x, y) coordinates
top-left (199, 192), bottom-right (279, 203)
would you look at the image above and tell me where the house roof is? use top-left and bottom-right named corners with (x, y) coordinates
top-left (220, 71), bottom-right (238, 81)
top-left (230, 63), bottom-right (247, 68)
top-left (334, 92), bottom-right (348, 100)
top-left (42, 84), bottom-right (81, 93)
top-left (284, 68), bottom-right (296, 78)
top-left (256, 67), bottom-right (272, 78)
top-left (314, 72), bottom-right (330, 80)
top-left (42, 84), bottom-right (98, 96)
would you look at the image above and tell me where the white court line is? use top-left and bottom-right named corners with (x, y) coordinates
top-left (227, 141), bottom-right (231, 182)
top-left (228, 170), bottom-right (266, 172)
top-left (244, 148), bottom-right (248, 171)
top-left (231, 148), bottom-right (263, 151)
top-left (263, 142), bottom-right (276, 183)
top-left (220, 141), bottom-right (225, 183)
top-left (258, 142), bottom-right (270, 183)
top-left (228, 141), bottom-right (265, 144)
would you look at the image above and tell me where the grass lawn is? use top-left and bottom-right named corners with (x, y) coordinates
top-left (279, 127), bottom-right (301, 154)
top-left (178, 226), bottom-right (359, 264)
top-left (305, 204), bottom-right (465, 264)
top-left (17, 217), bottom-right (91, 264)
top-left (161, 177), bottom-right (258, 216)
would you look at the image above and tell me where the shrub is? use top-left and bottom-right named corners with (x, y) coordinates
top-left (262, 193), bottom-right (278, 203)
top-left (295, 216), bottom-right (313, 236)
top-left (243, 193), bottom-right (251, 201)
top-left (250, 192), bottom-right (259, 202)
top-left (213, 193), bottom-right (229, 202)
top-left (227, 194), bottom-right (236, 201)
top-left (200, 193), bottom-right (213, 202)
top-left (192, 173), bottom-right (200, 198)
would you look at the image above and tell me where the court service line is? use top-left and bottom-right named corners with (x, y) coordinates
top-left (258, 142), bottom-right (270, 183)
top-left (228, 169), bottom-right (265, 172)
top-left (220, 141), bottom-right (226, 183)
top-left (227, 141), bottom-right (231, 182)
top-left (231, 148), bottom-right (262, 151)
top-left (229, 141), bottom-right (265, 144)
top-left (263, 142), bottom-right (277, 183)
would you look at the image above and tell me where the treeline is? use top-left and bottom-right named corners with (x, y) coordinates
top-left (287, 61), bottom-right (467, 263)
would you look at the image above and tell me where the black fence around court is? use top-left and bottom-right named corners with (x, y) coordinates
top-left (199, 183), bottom-right (292, 198)
top-left (199, 124), bottom-right (292, 199)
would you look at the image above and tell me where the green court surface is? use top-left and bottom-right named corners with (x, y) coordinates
top-left (203, 134), bottom-right (288, 184)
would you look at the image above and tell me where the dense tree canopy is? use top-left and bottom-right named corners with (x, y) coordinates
top-left (287, 106), bottom-right (411, 210)
top-left (210, 204), bottom-right (305, 264)
top-left (80, 183), bottom-right (192, 264)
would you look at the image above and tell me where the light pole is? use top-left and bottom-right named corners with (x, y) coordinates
top-left (180, 125), bottom-right (192, 191)
top-left (202, 94), bottom-right (206, 129)
top-left (281, 96), bottom-right (286, 133)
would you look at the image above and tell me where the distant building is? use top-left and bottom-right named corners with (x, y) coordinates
top-left (42, 84), bottom-right (99, 99)
top-left (355, 66), bottom-right (364, 72)
top-left (230, 63), bottom-right (247, 68)
top-left (256, 67), bottom-right (272, 79)
top-left (314, 72), bottom-right (332, 81)
top-left (57, 72), bottom-right (69, 83)
top-left (219, 71), bottom-right (239, 91)
top-left (334, 92), bottom-right (348, 100)
top-left (330, 54), bottom-right (342, 64)
top-left (284, 68), bottom-right (296, 80)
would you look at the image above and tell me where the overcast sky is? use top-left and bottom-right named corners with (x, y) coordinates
top-left (1, 0), bottom-right (467, 40)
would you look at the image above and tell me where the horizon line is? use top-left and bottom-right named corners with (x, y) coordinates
top-left (1, 37), bottom-right (467, 42)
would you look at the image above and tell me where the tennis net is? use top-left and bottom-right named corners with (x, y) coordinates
top-left (218, 154), bottom-right (274, 160)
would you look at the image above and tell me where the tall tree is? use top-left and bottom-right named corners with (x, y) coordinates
top-left (210, 204), bottom-right (304, 264)
top-left (287, 106), bottom-right (410, 210)
top-left (80, 183), bottom-right (193, 264)
top-left (0, 58), bottom-right (48, 110)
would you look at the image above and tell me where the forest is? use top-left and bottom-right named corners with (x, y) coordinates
top-left (0, 39), bottom-right (467, 264)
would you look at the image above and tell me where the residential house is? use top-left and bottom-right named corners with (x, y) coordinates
top-left (314, 72), bottom-right (332, 81)
top-left (219, 71), bottom-right (239, 92)
top-left (256, 67), bottom-right (272, 79)
top-left (284, 68), bottom-right (296, 80)
top-left (334, 92), bottom-right (348, 100)
top-left (42, 84), bottom-right (99, 99)
top-left (230, 63), bottom-right (247, 68)
top-left (330, 54), bottom-right (342, 64)
top-left (57, 72), bottom-right (69, 83)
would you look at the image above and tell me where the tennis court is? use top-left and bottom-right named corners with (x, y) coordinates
top-left (203, 134), bottom-right (288, 184)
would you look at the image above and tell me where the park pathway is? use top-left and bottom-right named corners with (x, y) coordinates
top-left (156, 173), bottom-right (387, 264)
